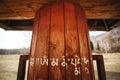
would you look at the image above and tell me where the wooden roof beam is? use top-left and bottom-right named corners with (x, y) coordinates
top-left (0, 0), bottom-right (120, 20)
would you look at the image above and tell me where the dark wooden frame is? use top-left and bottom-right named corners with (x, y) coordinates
top-left (17, 55), bottom-right (106, 80)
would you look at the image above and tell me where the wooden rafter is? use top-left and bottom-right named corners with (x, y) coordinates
top-left (0, 0), bottom-right (120, 20)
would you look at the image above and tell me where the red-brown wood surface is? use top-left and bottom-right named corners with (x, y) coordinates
top-left (76, 5), bottom-right (95, 80)
top-left (28, 1), bottom-right (95, 80)
top-left (76, 5), bottom-right (92, 80)
top-left (64, 2), bottom-right (81, 80)
top-left (49, 3), bottom-right (65, 80)
top-left (28, 5), bottom-right (51, 80)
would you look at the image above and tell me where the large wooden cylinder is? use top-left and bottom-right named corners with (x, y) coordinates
top-left (28, 1), bottom-right (95, 80)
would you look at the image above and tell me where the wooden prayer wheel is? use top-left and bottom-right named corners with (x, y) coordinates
top-left (28, 1), bottom-right (95, 80)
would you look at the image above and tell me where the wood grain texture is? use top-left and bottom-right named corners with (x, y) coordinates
top-left (0, 0), bottom-right (120, 19)
top-left (64, 2), bottom-right (81, 80)
top-left (28, 5), bottom-right (51, 80)
top-left (28, 1), bottom-right (95, 80)
top-left (17, 55), bottom-right (106, 80)
top-left (49, 2), bottom-right (65, 80)
top-left (27, 8), bottom-right (40, 80)
top-left (76, 6), bottom-right (90, 80)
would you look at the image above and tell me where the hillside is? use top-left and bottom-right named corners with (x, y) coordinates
top-left (91, 26), bottom-right (120, 52)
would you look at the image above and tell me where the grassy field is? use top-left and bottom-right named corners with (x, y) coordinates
top-left (0, 53), bottom-right (120, 80)
top-left (93, 53), bottom-right (120, 80)
top-left (0, 55), bottom-right (19, 80)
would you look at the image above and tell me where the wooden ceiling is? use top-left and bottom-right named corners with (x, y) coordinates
top-left (0, 0), bottom-right (120, 19)
top-left (0, 0), bottom-right (120, 30)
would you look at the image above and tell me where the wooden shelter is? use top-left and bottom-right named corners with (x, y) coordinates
top-left (0, 0), bottom-right (118, 80)
top-left (0, 0), bottom-right (120, 31)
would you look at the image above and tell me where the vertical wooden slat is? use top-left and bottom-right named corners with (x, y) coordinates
top-left (93, 55), bottom-right (106, 80)
top-left (79, 5), bottom-right (95, 80)
top-left (34, 5), bottom-right (51, 80)
top-left (17, 55), bottom-right (28, 80)
top-left (27, 9), bottom-right (40, 80)
top-left (84, 12), bottom-right (95, 80)
top-left (76, 5), bottom-right (92, 80)
top-left (28, 5), bottom-right (51, 80)
top-left (64, 2), bottom-right (81, 80)
top-left (49, 2), bottom-right (65, 80)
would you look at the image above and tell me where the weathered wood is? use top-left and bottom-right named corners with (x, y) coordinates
top-left (0, 10), bottom-right (120, 20)
top-left (76, 4), bottom-right (95, 80)
top-left (28, 5), bottom-right (51, 80)
top-left (49, 3), bottom-right (65, 80)
top-left (64, 2), bottom-right (81, 80)
top-left (28, 1), bottom-right (95, 80)
top-left (17, 55), bottom-right (29, 80)
top-left (17, 55), bottom-right (106, 80)
top-left (92, 55), bottom-right (106, 80)
top-left (27, 7), bottom-right (40, 80)
top-left (0, 0), bottom-right (120, 20)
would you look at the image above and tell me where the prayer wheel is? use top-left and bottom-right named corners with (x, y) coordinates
top-left (28, 1), bottom-right (95, 80)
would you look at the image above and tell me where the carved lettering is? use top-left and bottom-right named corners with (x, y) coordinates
top-left (74, 67), bottom-right (80, 75)
top-left (51, 58), bottom-right (59, 66)
top-left (61, 56), bottom-right (67, 67)
top-left (30, 58), bottom-right (34, 66)
top-left (29, 55), bottom-right (89, 75)
top-left (40, 58), bottom-right (48, 66)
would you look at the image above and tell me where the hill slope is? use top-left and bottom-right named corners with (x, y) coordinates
top-left (91, 26), bottom-right (120, 52)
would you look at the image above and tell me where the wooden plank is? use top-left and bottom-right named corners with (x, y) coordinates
top-left (0, 3), bottom-right (11, 12)
top-left (92, 55), bottom-right (106, 80)
top-left (49, 2), bottom-right (65, 80)
top-left (27, 8), bottom-right (40, 80)
top-left (0, 10), bottom-right (120, 20)
top-left (64, 2), bottom-right (81, 80)
top-left (1, 0), bottom-right (51, 4)
top-left (28, 5), bottom-right (51, 80)
top-left (0, 11), bottom-right (35, 20)
top-left (83, 4), bottom-right (120, 11)
top-left (85, 10), bottom-right (120, 19)
top-left (17, 55), bottom-right (106, 80)
top-left (17, 55), bottom-right (29, 80)
top-left (76, 4), bottom-right (95, 80)
top-left (34, 6), bottom-right (50, 80)
top-left (8, 26), bottom-right (33, 30)
top-left (0, 0), bottom-right (120, 19)
top-left (84, 13), bottom-right (96, 80)
top-left (81, 0), bottom-right (120, 11)
top-left (5, 3), bottom-right (42, 12)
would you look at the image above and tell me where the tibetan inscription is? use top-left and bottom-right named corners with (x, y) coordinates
top-left (30, 55), bottom-right (89, 75)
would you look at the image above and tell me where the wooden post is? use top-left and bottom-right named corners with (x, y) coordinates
top-left (93, 55), bottom-right (106, 80)
top-left (27, 1), bottom-right (95, 80)
top-left (17, 55), bottom-right (29, 80)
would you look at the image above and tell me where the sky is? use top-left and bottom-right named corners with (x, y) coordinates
top-left (0, 28), bottom-right (106, 49)
top-left (0, 28), bottom-right (32, 49)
